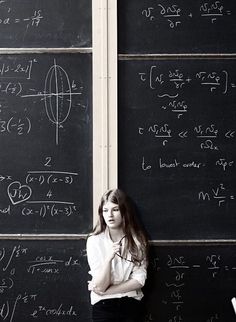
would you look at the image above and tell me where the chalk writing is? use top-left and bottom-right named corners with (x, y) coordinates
top-left (147, 247), bottom-right (236, 321)
top-left (30, 304), bottom-right (79, 319)
top-left (22, 204), bottom-right (78, 218)
top-left (138, 65), bottom-right (233, 118)
top-left (27, 255), bottom-right (82, 275)
top-left (0, 116), bottom-right (31, 135)
top-left (21, 59), bottom-right (84, 145)
top-left (0, 59), bottom-right (37, 80)
top-left (0, 293), bottom-right (37, 322)
top-left (0, 56), bottom-right (87, 144)
top-left (0, 245), bottom-right (28, 272)
top-left (0, 5), bottom-right (43, 28)
top-left (141, 1), bottom-right (232, 28)
top-left (0, 240), bottom-right (89, 321)
top-left (198, 183), bottom-right (235, 207)
top-left (7, 181), bottom-right (32, 205)
top-left (138, 123), bottom-right (234, 149)
top-left (2, 160), bottom-right (81, 219)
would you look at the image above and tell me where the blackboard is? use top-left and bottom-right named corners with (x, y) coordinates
top-left (0, 0), bottom-right (92, 48)
top-left (0, 53), bottom-right (93, 234)
top-left (144, 244), bottom-right (236, 322)
top-left (2, 241), bottom-right (236, 322)
top-left (118, 58), bottom-right (236, 240)
top-left (0, 239), bottom-right (91, 321)
top-left (118, 0), bottom-right (236, 54)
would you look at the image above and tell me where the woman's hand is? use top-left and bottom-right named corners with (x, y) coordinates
top-left (105, 241), bottom-right (121, 262)
top-left (88, 281), bottom-right (105, 295)
top-left (87, 241), bottom-right (121, 293)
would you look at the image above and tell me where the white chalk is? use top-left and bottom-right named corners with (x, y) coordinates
top-left (231, 297), bottom-right (236, 314)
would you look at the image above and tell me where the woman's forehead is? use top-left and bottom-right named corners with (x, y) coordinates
top-left (103, 201), bottom-right (118, 208)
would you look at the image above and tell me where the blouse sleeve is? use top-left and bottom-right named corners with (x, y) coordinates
top-left (86, 236), bottom-right (102, 278)
top-left (130, 260), bottom-right (147, 287)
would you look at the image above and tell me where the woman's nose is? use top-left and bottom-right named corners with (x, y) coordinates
top-left (107, 210), bottom-right (113, 216)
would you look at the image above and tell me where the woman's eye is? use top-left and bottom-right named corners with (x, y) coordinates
top-left (113, 208), bottom-right (119, 212)
top-left (103, 209), bottom-right (108, 212)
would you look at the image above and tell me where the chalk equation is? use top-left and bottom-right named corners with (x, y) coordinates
top-left (30, 303), bottom-right (79, 319)
top-left (0, 5), bottom-right (43, 28)
top-left (138, 65), bottom-right (235, 118)
top-left (147, 250), bottom-right (236, 321)
top-left (142, 1), bottom-right (232, 28)
top-left (21, 59), bottom-right (85, 145)
top-left (0, 293), bottom-right (37, 322)
top-left (0, 116), bottom-right (31, 135)
top-left (0, 59), bottom-right (37, 80)
top-left (199, 183), bottom-right (235, 207)
top-left (27, 255), bottom-right (83, 275)
top-left (138, 123), bottom-right (235, 149)
top-left (0, 241), bottom-right (88, 321)
top-left (0, 56), bottom-right (89, 145)
top-left (0, 157), bottom-right (80, 219)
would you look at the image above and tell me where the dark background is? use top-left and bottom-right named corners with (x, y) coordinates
top-left (118, 0), bottom-right (236, 54)
top-left (0, 0), bottom-right (92, 48)
top-left (0, 53), bottom-right (93, 234)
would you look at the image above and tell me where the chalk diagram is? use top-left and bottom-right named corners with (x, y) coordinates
top-left (22, 59), bottom-right (83, 145)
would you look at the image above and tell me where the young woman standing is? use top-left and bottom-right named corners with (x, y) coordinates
top-left (86, 188), bottom-right (149, 322)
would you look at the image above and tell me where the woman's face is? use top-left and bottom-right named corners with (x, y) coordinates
top-left (102, 201), bottom-right (123, 229)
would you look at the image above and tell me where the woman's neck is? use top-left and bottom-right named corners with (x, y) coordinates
top-left (108, 228), bottom-right (125, 242)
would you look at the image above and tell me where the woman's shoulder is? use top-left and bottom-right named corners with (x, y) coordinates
top-left (87, 232), bottom-right (105, 243)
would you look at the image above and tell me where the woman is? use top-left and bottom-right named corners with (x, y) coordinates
top-left (86, 188), bottom-right (149, 322)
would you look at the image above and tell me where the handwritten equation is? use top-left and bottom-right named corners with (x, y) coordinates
top-left (0, 240), bottom-right (88, 321)
top-left (142, 1), bottom-right (232, 28)
top-left (0, 157), bottom-right (80, 219)
top-left (0, 57), bottom-right (87, 145)
top-left (0, 5), bottom-right (43, 28)
top-left (199, 183), bottom-right (235, 207)
top-left (147, 249), bottom-right (236, 322)
top-left (138, 123), bottom-right (235, 149)
top-left (138, 65), bottom-right (235, 118)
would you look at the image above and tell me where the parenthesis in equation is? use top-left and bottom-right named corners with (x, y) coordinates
top-left (47, 174), bottom-right (52, 185)
top-left (39, 205), bottom-right (46, 218)
top-left (69, 175), bottom-right (73, 184)
top-left (67, 205), bottom-right (72, 217)
top-left (1, 300), bottom-right (10, 320)
top-left (0, 248), bottom-right (5, 262)
top-left (8, 277), bottom-right (14, 289)
top-left (26, 117), bottom-right (31, 133)
top-left (22, 207), bottom-right (28, 216)
top-left (222, 70), bottom-right (228, 94)
top-left (16, 82), bottom-right (22, 96)
top-left (6, 117), bottom-right (13, 133)
top-left (39, 175), bottom-right (44, 185)
top-left (25, 173), bottom-right (31, 184)
top-left (51, 204), bottom-right (55, 217)
top-left (150, 65), bottom-right (156, 90)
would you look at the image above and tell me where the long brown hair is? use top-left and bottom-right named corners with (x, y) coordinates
top-left (91, 189), bottom-right (149, 265)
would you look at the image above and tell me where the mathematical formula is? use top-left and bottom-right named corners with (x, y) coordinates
top-left (0, 157), bottom-right (80, 219)
top-left (0, 241), bottom-right (88, 321)
top-left (138, 65), bottom-right (235, 118)
top-left (142, 1), bottom-right (232, 28)
top-left (0, 57), bottom-right (87, 145)
top-left (138, 123), bottom-right (235, 149)
top-left (147, 250), bottom-right (236, 322)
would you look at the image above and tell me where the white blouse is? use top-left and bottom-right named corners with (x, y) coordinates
top-left (86, 229), bottom-right (147, 305)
